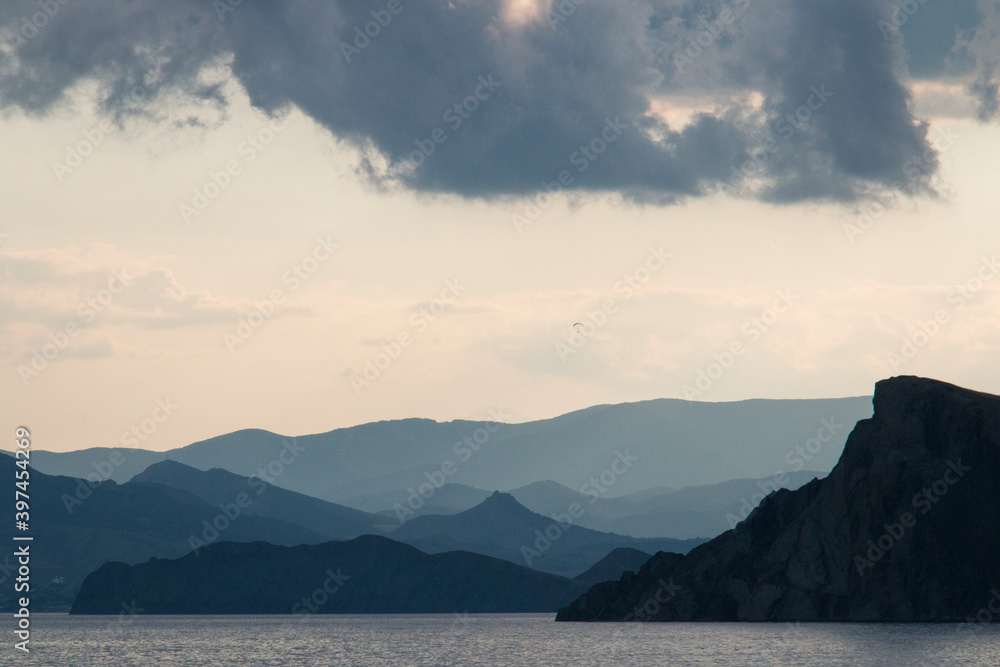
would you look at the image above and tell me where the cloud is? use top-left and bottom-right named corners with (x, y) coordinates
top-left (0, 0), bottom-right (995, 203)
top-left (884, 0), bottom-right (981, 78)
top-left (0, 247), bottom-right (239, 335)
top-left (959, 1), bottom-right (1000, 121)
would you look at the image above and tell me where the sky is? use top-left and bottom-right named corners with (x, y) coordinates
top-left (2, 0), bottom-right (999, 453)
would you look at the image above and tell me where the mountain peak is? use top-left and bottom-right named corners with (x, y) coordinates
top-left (482, 491), bottom-right (530, 511)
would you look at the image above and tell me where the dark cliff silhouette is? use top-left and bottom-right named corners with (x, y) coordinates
top-left (558, 377), bottom-right (1000, 622)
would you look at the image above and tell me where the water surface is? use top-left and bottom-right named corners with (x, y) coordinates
top-left (16, 613), bottom-right (1000, 666)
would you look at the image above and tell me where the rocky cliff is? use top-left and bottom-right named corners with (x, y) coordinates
top-left (557, 376), bottom-right (1000, 622)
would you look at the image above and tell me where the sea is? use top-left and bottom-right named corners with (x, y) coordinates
top-left (13, 614), bottom-right (1000, 666)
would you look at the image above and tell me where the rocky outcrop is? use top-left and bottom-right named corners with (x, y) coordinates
top-left (557, 377), bottom-right (1000, 622)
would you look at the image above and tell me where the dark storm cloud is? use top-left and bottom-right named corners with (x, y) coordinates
top-left (0, 0), bottom-right (993, 203)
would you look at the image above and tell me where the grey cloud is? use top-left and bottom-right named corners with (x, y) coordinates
top-left (883, 0), bottom-right (981, 78)
top-left (0, 0), bottom-right (993, 204)
top-left (0, 252), bottom-right (239, 330)
top-left (960, 1), bottom-right (1000, 121)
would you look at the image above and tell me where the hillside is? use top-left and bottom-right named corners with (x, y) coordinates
top-left (132, 460), bottom-right (395, 538)
top-left (71, 535), bottom-right (589, 614)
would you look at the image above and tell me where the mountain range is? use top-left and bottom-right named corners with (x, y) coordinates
top-left (1, 457), bottom-right (690, 611)
top-left (131, 460), bottom-right (396, 538)
top-left (0, 456), bottom-right (330, 611)
top-left (21, 396), bottom-right (873, 503)
top-left (511, 473), bottom-right (823, 539)
top-left (346, 472), bottom-right (820, 539)
top-left (28, 374), bottom-right (999, 621)
top-left (388, 491), bottom-right (705, 577)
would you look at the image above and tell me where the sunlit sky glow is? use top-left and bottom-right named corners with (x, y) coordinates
top-left (2, 0), bottom-right (999, 452)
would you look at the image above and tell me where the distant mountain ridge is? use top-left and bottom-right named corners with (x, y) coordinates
top-left (19, 396), bottom-right (874, 505)
top-left (338, 472), bottom-right (823, 541)
top-left (390, 491), bottom-right (705, 577)
top-left (0, 456), bottom-right (327, 612)
top-left (132, 460), bottom-right (396, 538)
top-left (506, 473), bottom-right (823, 539)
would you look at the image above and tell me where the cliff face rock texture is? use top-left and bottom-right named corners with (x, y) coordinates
top-left (558, 377), bottom-right (1000, 622)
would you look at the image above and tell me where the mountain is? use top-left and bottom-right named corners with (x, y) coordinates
top-left (343, 483), bottom-right (492, 519)
top-left (612, 485), bottom-right (676, 502)
top-left (16, 447), bottom-right (167, 485)
top-left (573, 548), bottom-right (652, 585)
top-left (132, 460), bottom-right (396, 538)
top-left (19, 396), bottom-right (873, 502)
top-left (340, 472), bottom-right (818, 541)
top-left (606, 471), bottom-right (823, 539)
top-left (389, 492), bottom-right (706, 577)
top-left (0, 456), bottom-right (326, 612)
top-left (557, 376), bottom-right (1000, 622)
top-left (70, 535), bottom-right (589, 614)
top-left (509, 480), bottom-right (636, 519)
top-left (506, 474), bottom-right (820, 539)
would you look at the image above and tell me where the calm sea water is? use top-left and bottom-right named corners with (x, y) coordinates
top-left (13, 613), bottom-right (1000, 666)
